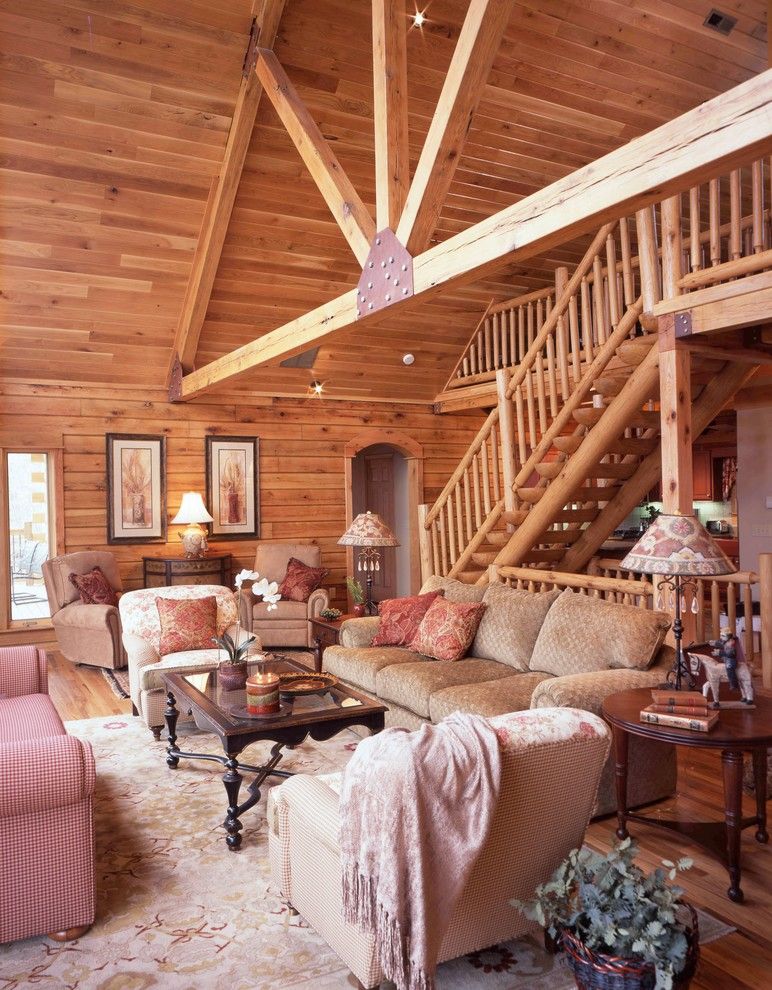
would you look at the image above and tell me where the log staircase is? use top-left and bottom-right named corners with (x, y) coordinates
top-left (419, 156), bottom-right (770, 585)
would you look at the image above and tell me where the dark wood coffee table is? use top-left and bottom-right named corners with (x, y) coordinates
top-left (162, 654), bottom-right (386, 851)
top-left (602, 687), bottom-right (771, 903)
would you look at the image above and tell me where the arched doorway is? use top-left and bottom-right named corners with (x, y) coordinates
top-left (344, 431), bottom-right (424, 601)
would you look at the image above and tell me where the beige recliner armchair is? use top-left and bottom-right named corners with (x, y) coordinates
top-left (268, 707), bottom-right (611, 989)
top-left (42, 551), bottom-right (125, 670)
top-left (240, 542), bottom-right (329, 649)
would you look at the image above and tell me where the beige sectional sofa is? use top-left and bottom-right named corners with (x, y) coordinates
top-left (323, 573), bottom-right (678, 816)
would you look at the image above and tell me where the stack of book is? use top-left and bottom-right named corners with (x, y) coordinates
top-left (640, 690), bottom-right (719, 732)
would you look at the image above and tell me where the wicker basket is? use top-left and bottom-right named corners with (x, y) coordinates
top-left (560, 904), bottom-right (699, 990)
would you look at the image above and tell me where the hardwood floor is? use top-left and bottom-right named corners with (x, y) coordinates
top-left (52, 652), bottom-right (771, 988)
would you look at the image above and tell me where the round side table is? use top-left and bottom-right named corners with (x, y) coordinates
top-left (602, 687), bottom-right (771, 903)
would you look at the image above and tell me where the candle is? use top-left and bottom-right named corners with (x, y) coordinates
top-left (246, 671), bottom-right (280, 715)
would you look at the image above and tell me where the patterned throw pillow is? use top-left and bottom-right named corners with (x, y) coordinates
top-left (156, 595), bottom-right (218, 656)
top-left (69, 566), bottom-right (118, 607)
top-left (529, 588), bottom-right (671, 677)
top-left (409, 596), bottom-right (487, 662)
top-left (278, 556), bottom-right (329, 602)
top-left (371, 590), bottom-right (444, 647)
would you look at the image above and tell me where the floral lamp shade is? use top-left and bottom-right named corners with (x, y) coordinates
top-left (338, 510), bottom-right (400, 548)
top-left (620, 514), bottom-right (734, 577)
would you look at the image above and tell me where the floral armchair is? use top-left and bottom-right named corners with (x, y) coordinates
top-left (119, 585), bottom-right (255, 739)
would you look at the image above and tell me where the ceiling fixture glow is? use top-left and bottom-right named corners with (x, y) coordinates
top-left (402, 353), bottom-right (415, 365)
top-left (308, 379), bottom-right (325, 397)
top-left (413, 10), bottom-right (426, 27)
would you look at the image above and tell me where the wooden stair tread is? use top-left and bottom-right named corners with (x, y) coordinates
top-left (553, 435), bottom-right (583, 454)
top-left (565, 484), bottom-right (620, 501)
top-left (537, 530), bottom-right (583, 545)
top-left (482, 532), bottom-right (511, 546)
top-left (588, 461), bottom-right (638, 479)
top-left (573, 406), bottom-right (659, 428)
top-left (455, 570), bottom-right (484, 584)
top-left (519, 548), bottom-right (565, 564)
top-left (535, 461), bottom-right (564, 479)
top-left (472, 550), bottom-right (499, 565)
top-left (516, 487), bottom-right (545, 503)
top-left (615, 336), bottom-right (657, 366)
top-left (500, 509), bottom-right (528, 526)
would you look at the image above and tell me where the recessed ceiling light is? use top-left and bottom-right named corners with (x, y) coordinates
top-left (308, 379), bottom-right (325, 397)
top-left (403, 353), bottom-right (415, 365)
top-left (413, 10), bottom-right (426, 28)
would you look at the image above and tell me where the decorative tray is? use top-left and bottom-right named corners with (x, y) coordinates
top-left (278, 672), bottom-right (338, 696)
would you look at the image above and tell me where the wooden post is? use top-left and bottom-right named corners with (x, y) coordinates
top-left (661, 194), bottom-right (683, 300)
top-left (760, 553), bottom-right (772, 689)
top-left (496, 369), bottom-right (518, 527)
top-left (636, 206), bottom-right (661, 327)
top-left (658, 314), bottom-right (693, 513)
top-left (418, 504), bottom-right (434, 583)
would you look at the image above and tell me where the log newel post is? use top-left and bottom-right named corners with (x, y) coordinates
top-left (636, 205), bottom-right (662, 329)
top-left (495, 368), bottom-right (517, 527)
top-left (760, 553), bottom-right (772, 690)
top-left (417, 503), bottom-right (433, 584)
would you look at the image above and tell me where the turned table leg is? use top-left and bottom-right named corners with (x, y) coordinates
top-left (613, 726), bottom-right (630, 841)
top-left (164, 691), bottom-right (179, 768)
top-left (753, 747), bottom-right (769, 844)
top-left (313, 636), bottom-right (323, 673)
top-left (223, 755), bottom-right (244, 851)
top-left (721, 748), bottom-right (745, 903)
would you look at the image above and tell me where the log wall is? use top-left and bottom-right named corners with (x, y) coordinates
top-left (0, 382), bottom-right (480, 647)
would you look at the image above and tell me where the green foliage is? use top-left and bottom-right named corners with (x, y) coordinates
top-left (346, 576), bottom-right (365, 605)
top-left (212, 631), bottom-right (256, 665)
top-left (320, 607), bottom-right (343, 620)
top-left (512, 839), bottom-right (693, 990)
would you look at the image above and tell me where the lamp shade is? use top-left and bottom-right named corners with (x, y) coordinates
top-left (171, 491), bottom-right (214, 525)
top-left (338, 510), bottom-right (399, 547)
top-left (620, 514), bottom-right (734, 576)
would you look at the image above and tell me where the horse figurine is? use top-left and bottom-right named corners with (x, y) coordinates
top-left (696, 628), bottom-right (754, 707)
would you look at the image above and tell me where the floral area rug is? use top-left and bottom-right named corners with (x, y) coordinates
top-left (0, 716), bottom-right (734, 990)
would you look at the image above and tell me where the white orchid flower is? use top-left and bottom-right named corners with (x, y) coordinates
top-left (253, 576), bottom-right (282, 611)
top-left (234, 568), bottom-right (258, 589)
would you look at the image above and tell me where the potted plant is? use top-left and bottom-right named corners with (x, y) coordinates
top-left (346, 576), bottom-right (366, 617)
top-left (512, 838), bottom-right (698, 990)
top-left (215, 569), bottom-right (282, 690)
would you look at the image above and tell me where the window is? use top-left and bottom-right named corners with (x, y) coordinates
top-left (1, 449), bottom-right (61, 627)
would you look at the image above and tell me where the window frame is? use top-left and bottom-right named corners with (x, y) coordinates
top-left (0, 447), bottom-right (64, 632)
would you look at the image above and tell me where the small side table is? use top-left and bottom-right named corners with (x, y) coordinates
top-left (310, 613), bottom-right (358, 673)
top-left (602, 687), bottom-right (771, 903)
top-left (143, 553), bottom-right (232, 589)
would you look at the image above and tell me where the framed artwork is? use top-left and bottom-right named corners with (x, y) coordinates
top-left (205, 436), bottom-right (259, 540)
top-left (106, 434), bottom-right (167, 544)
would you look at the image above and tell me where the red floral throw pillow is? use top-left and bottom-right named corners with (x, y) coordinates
top-left (69, 566), bottom-right (118, 607)
top-left (278, 556), bottom-right (328, 603)
top-left (372, 591), bottom-right (445, 647)
top-left (156, 596), bottom-right (218, 656)
top-left (409, 597), bottom-right (487, 662)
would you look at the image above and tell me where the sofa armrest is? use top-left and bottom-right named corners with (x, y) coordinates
top-left (340, 617), bottom-right (381, 649)
top-left (0, 734), bottom-right (95, 817)
top-left (530, 649), bottom-right (674, 716)
top-left (273, 775), bottom-right (341, 855)
top-left (0, 645), bottom-right (48, 698)
top-left (307, 587), bottom-right (329, 619)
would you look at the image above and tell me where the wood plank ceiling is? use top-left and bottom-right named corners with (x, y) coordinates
top-left (0, 0), bottom-right (767, 401)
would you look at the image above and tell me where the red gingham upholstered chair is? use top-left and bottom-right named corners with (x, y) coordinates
top-left (0, 645), bottom-right (96, 943)
top-left (267, 708), bottom-right (610, 989)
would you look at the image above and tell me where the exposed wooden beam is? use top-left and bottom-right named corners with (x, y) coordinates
top-left (654, 272), bottom-right (772, 336)
top-left (170, 0), bottom-right (286, 375)
top-left (178, 69), bottom-right (772, 399)
top-left (372, 0), bottom-right (409, 231)
top-left (395, 0), bottom-right (513, 254)
top-left (679, 339), bottom-right (772, 365)
top-left (255, 49), bottom-right (376, 265)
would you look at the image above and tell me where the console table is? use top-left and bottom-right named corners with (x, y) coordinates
top-left (142, 553), bottom-right (232, 589)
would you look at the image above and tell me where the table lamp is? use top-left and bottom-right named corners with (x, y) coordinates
top-left (172, 492), bottom-right (214, 558)
top-left (620, 513), bottom-right (735, 690)
top-left (338, 510), bottom-right (399, 615)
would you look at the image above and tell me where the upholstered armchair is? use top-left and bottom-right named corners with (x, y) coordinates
top-left (240, 542), bottom-right (329, 649)
top-left (268, 707), bottom-right (611, 989)
top-left (0, 645), bottom-right (95, 943)
top-left (119, 584), bottom-right (256, 739)
top-left (42, 551), bottom-right (125, 670)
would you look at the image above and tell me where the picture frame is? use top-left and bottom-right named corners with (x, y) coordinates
top-left (106, 434), bottom-right (167, 544)
top-left (205, 436), bottom-right (259, 540)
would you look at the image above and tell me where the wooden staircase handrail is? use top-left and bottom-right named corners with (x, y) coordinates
top-left (487, 285), bottom-right (556, 317)
top-left (423, 406), bottom-right (499, 527)
top-left (505, 223), bottom-right (616, 399)
top-left (443, 298), bottom-right (495, 393)
top-left (491, 564), bottom-right (654, 600)
top-left (447, 499), bottom-right (505, 579)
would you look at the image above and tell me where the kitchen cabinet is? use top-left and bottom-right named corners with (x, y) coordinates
top-left (692, 449), bottom-right (713, 501)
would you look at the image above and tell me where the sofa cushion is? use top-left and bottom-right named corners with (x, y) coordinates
top-left (157, 595), bottom-right (218, 656)
top-left (409, 597), bottom-right (487, 662)
top-left (69, 565), bottom-right (118, 606)
top-left (372, 591), bottom-right (443, 647)
top-left (429, 671), bottom-right (554, 723)
top-left (323, 645), bottom-right (423, 694)
top-left (279, 556), bottom-right (328, 602)
top-left (251, 600), bottom-right (309, 622)
top-left (472, 582), bottom-right (561, 671)
top-left (0, 694), bottom-right (66, 744)
top-left (420, 575), bottom-right (486, 603)
top-left (529, 588), bottom-right (671, 677)
top-left (54, 602), bottom-right (117, 631)
top-left (376, 657), bottom-right (513, 719)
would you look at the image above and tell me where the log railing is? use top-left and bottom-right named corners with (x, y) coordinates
top-left (491, 564), bottom-right (655, 608)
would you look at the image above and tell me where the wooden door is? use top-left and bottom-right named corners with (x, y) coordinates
top-left (364, 452), bottom-right (396, 601)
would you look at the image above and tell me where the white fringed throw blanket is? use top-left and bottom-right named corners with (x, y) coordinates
top-left (339, 712), bottom-right (502, 990)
